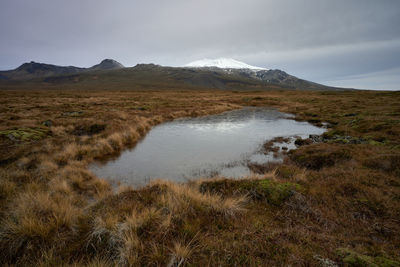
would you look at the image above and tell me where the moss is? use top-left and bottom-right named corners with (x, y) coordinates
top-left (275, 165), bottom-right (297, 180)
top-left (374, 257), bottom-right (400, 267)
top-left (200, 178), bottom-right (302, 206)
top-left (323, 129), bottom-right (345, 139)
top-left (336, 248), bottom-right (400, 267)
top-left (330, 138), bottom-right (350, 144)
top-left (289, 144), bottom-right (352, 170)
top-left (0, 127), bottom-right (49, 142)
top-left (368, 140), bottom-right (384, 146)
top-left (258, 179), bottom-right (302, 205)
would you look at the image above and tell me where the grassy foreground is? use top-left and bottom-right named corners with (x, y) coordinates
top-left (0, 89), bottom-right (399, 266)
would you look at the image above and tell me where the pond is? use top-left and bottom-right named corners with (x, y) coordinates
top-left (90, 108), bottom-right (326, 186)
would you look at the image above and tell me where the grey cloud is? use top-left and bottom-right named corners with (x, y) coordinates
top-left (0, 0), bottom-right (399, 89)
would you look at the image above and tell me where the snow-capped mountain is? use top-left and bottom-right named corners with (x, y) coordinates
top-left (185, 58), bottom-right (267, 70)
top-left (0, 58), bottom-right (340, 91)
top-left (182, 58), bottom-right (335, 90)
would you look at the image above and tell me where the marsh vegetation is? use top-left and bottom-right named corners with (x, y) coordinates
top-left (0, 89), bottom-right (399, 266)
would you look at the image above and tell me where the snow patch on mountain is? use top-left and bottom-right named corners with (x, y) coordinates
top-left (185, 58), bottom-right (267, 70)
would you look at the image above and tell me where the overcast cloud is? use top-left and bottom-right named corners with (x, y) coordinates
top-left (1, 0), bottom-right (399, 90)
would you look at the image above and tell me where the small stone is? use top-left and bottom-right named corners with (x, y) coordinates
top-left (309, 134), bottom-right (323, 143)
top-left (6, 133), bottom-right (17, 141)
top-left (43, 120), bottom-right (52, 127)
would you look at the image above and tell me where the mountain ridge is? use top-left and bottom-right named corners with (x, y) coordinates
top-left (0, 59), bottom-right (124, 80)
top-left (0, 59), bottom-right (346, 91)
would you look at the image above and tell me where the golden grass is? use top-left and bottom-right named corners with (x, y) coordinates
top-left (168, 241), bottom-right (195, 267)
top-left (155, 180), bottom-right (246, 219)
top-left (0, 89), bottom-right (399, 265)
top-left (0, 190), bottom-right (81, 263)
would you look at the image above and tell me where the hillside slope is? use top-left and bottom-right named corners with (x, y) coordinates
top-left (0, 59), bottom-right (124, 81)
top-left (0, 60), bottom-right (344, 91)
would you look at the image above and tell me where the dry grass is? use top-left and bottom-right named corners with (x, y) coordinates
top-left (168, 241), bottom-right (195, 267)
top-left (0, 89), bottom-right (399, 265)
top-left (156, 180), bottom-right (246, 219)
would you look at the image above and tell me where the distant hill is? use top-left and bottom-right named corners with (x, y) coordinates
top-left (89, 59), bottom-right (125, 71)
top-left (0, 59), bottom-right (124, 80)
top-left (0, 61), bottom-right (85, 80)
top-left (0, 58), bottom-right (345, 91)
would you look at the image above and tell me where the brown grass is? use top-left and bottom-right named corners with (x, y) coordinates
top-left (0, 89), bottom-right (399, 265)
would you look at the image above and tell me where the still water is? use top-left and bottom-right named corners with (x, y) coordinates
top-left (90, 108), bottom-right (325, 186)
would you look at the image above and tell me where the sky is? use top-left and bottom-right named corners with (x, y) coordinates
top-left (0, 0), bottom-right (399, 90)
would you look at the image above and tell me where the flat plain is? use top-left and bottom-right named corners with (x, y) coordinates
top-left (1, 88), bottom-right (400, 266)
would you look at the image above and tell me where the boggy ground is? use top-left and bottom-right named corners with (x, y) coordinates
top-left (0, 89), bottom-right (399, 266)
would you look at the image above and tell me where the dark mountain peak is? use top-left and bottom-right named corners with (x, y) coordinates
top-left (17, 61), bottom-right (44, 70)
top-left (99, 59), bottom-right (121, 66)
top-left (2, 61), bottom-right (84, 80)
top-left (133, 63), bottom-right (162, 71)
top-left (90, 59), bottom-right (124, 70)
top-left (16, 61), bottom-right (62, 74)
top-left (134, 63), bottom-right (159, 68)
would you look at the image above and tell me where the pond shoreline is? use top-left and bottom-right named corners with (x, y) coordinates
top-left (89, 107), bottom-right (326, 186)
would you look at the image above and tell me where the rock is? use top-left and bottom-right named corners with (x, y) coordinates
top-left (42, 120), bottom-right (52, 127)
top-left (313, 255), bottom-right (338, 267)
top-left (309, 134), bottom-right (323, 143)
top-left (6, 134), bottom-right (17, 141)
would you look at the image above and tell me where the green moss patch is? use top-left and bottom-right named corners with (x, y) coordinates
top-left (0, 127), bottom-right (49, 142)
top-left (337, 248), bottom-right (400, 267)
top-left (200, 178), bottom-right (302, 206)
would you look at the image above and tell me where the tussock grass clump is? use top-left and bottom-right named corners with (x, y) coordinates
top-left (156, 180), bottom-right (247, 218)
top-left (72, 123), bottom-right (106, 136)
top-left (363, 154), bottom-right (400, 175)
top-left (0, 178), bottom-right (16, 207)
top-left (83, 181), bottom-right (246, 265)
top-left (289, 143), bottom-right (352, 170)
top-left (0, 190), bottom-right (82, 263)
top-left (199, 177), bottom-right (301, 206)
top-left (37, 159), bottom-right (58, 174)
top-left (58, 164), bottom-right (111, 197)
top-left (168, 240), bottom-right (195, 267)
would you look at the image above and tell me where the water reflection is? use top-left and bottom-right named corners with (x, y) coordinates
top-left (90, 108), bottom-right (325, 186)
